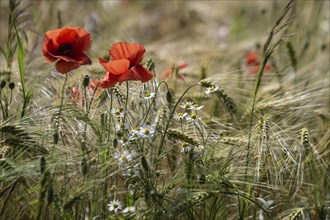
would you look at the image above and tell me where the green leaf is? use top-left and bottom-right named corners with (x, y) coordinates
top-left (14, 24), bottom-right (26, 98)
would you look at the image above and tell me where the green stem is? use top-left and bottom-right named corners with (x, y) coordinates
top-left (58, 74), bottom-right (68, 122)
top-left (54, 74), bottom-right (68, 145)
top-left (123, 81), bottom-right (129, 123)
top-left (245, 55), bottom-right (269, 176)
top-left (0, 90), bottom-right (6, 120)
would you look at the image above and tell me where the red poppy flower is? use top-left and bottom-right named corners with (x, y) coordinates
top-left (245, 51), bottom-right (260, 66)
top-left (99, 42), bottom-right (154, 88)
top-left (161, 62), bottom-right (188, 80)
top-left (245, 51), bottom-right (272, 75)
top-left (43, 27), bottom-right (92, 74)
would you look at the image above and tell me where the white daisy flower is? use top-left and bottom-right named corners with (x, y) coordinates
top-left (193, 145), bottom-right (204, 159)
top-left (118, 136), bottom-right (130, 147)
top-left (143, 92), bottom-right (155, 100)
top-left (139, 124), bottom-right (155, 138)
top-left (114, 150), bottom-right (136, 165)
top-left (173, 112), bottom-right (188, 121)
top-left (180, 101), bottom-right (194, 110)
top-left (108, 199), bottom-right (122, 213)
top-left (122, 206), bottom-right (136, 214)
top-left (186, 113), bottom-right (202, 123)
top-left (123, 164), bottom-right (140, 177)
top-left (188, 103), bottom-right (204, 111)
top-left (111, 108), bottom-right (125, 118)
top-left (181, 143), bottom-right (193, 153)
top-left (116, 122), bottom-right (129, 131)
top-left (204, 85), bottom-right (219, 96)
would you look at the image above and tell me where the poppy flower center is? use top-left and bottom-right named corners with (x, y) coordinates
top-left (59, 44), bottom-right (73, 56)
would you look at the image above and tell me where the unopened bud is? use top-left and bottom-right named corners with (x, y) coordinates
top-left (8, 82), bottom-right (15, 90)
top-left (166, 90), bottom-right (173, 103)
top-left (83, 75), bottom-right (90, 87)
top-left (141, 156), bottom-right (149, 172)
top-left (53, 131), bottom-right (59, 145)
top-left (0, 80), bottom-right (6, 89)
top-left (81, 157), bottom-right (88, 176)
top-left (113, 138), bottom-right (118, 149)
top-left (47, 184), bottom-right (54, 205)
top-left (40, 156), bottom-right (46, 174)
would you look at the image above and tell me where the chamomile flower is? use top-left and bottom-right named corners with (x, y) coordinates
top-left (143, 92), bottom-right (155, 100)
top-left (181, 143), bottom-right (193, 153)
top-left (173, 112), bottom-right (188, 121)
top-left (111, 108), bottom-right (125, 118)
top-left (116, 122), bottom-right (129, 131)
top-left (108, 199), bottom-right (122, 213)
top-left (122, 206), bottom-right (136, 214)
top-left (139, 123), bottom-right (155, 138)
top-left (180, 101), bottom-right (194, 110)
top-left (204, 85), bottom-right (219, 96)
top-left (188, 103), bottom-right (204, 111)
top-left (123, 164), bottom-right (141, 177)
top-left (114, 150), bottom-right (136, 165)
top-left (186, 113), bottom-right (202, 123)
top-left (193, 145), bottom-right (204, 159)
top-left (118, 136), bottom-right (130, 147)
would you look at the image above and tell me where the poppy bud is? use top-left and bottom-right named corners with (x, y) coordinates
top-left (0, 80), bottom-right (6, 89)
top-left (83, 75), bottom-right (90, 87)
top-left (40, 156), bottom-right (46, 174)
top-left (81, 157), bottom-right (88, 176)
top-left (199, 174), bottom-right (206, 184)
top-left (53, 131), bottom-right (59, 145)
top-left (47, 184), bottom-right (54, 205)
top-left (141, 156), bottom-right (149, 172)
top-left (166, 90), bottom-right (173, 103)
top-left (100, 113), bottom-right (106, 128)
top-left (113, 138), bottom-right (118, 149)
top-left (8, 82), bottom-right (15, 90)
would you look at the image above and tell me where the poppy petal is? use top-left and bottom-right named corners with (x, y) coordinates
top-left (178, 62), bottom-right (188, 70)
top-left (73, 28), bottom-right (92, 52)
top-left (56, 28), bottom-right (79, 45)
top-left (161, 68), bottom-right (172, 79)
top-left (55, 60), bottom-right (80, 74)
top-left (265, 64), bottom-right (272, 72)
top-left (245, 51), bottom-right (260, 66)
top-left (100, 73), bottom-right (118, 88)
top-left (110, 42), bottom-right (145, 66)
top-left (98, 58), bottom-right (130, 75)
top-left (43, 39), bottom-right (58, 62)
top-left (118, 65), bottom-right (154, 83)
top-left (44, 28), bottom-right (62, 49)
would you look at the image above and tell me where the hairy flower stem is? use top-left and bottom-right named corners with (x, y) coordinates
top-left (157, 83), bottom-right (198, 160)
top-left (82, 81), bottom-right (101, 157)
top-left (53, 74), bottom-right (67, 147)
top-left (0, 90), bottom-right (6, 120)
top-left (123, 81), bottom-right (129, 123)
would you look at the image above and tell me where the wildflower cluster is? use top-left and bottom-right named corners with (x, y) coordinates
top-left (181, 142), bottom-right (205, 159)
top-left (174, 101), bottom-right (204, 123)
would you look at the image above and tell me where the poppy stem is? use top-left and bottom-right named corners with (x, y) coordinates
top-left (58, 74), bottom-right (68, 121)
top-left (123, 81), bottom-right (129, 122)
top-left (54, 73), bottom-right (68, 145)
